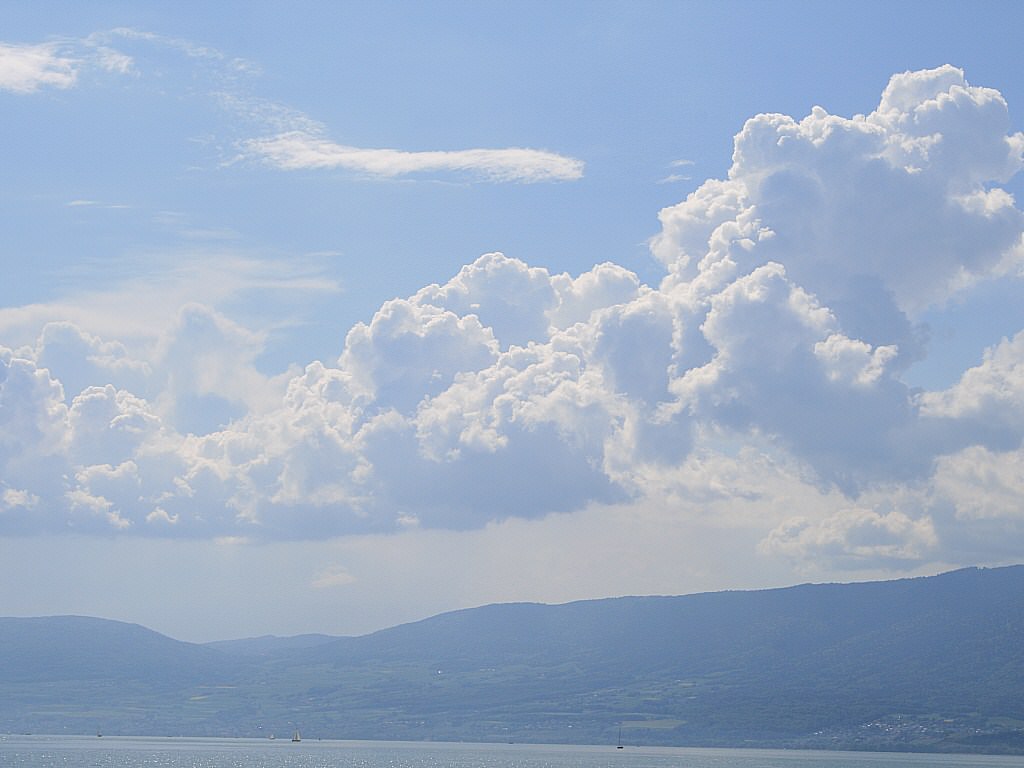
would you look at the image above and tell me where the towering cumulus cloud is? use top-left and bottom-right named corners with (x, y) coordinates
top-left (2, 66), bottom-right (1023, 576)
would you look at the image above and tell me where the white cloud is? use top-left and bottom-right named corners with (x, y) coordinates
top-left (243, 131), bottom-right (585, 183)
top-left (414, 253), bottom-right (559, 348)
top-left (919, 330), bottom-right (1024, 439)
top-left (154, 304), bottom-right (286, 434)
top-left (933, 445), bottom-right (1024, 522)
top-left (548, 261), bottom-right (644, 331)
top-left (1, 487), bottom-right (38, 511)
top-left (760, 506), bottom-right (939, 570)
top-left (0, 42), bottom-right (77, 93)
top-left (146, 506), bottom-right (179, 526)
top-left (814, 334), bottom-right (899, 388)
top-left (653, 66), bottom-right (1024, 324)
top-left (68, 385), bottom-right (162, 467)
top-left (657, 159), bottom-right (695, 184)
top-left (340, 297), bottom-right (500, 414)
top-left (0, 348), bottom-right (68, 464)
top-left (0, 33), bottom-right (142, 94)
top-left (2, 29), bottom-right (582, 192)
top-left (311, 564), bottom-right (356, 589)
top-left (0, 252), bottom-right (341, 354)
top-left (93, 46), bottom-right (134, 75)
top-left (99, 27), bottom-right (245, 67)
top-left (34, 322), bottom-right (151, 401)
top-left (2, 64), bottom-right (1024, 604)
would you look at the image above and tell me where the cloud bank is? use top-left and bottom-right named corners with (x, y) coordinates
top-left (3, 66), bottom-right (1024, 579)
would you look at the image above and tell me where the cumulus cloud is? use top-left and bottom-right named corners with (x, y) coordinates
top-left (919, 330), bottom-right (1024, 445)
top-left (760, 505), bottom-right (939, 569)
top-left (33, 322), bottom-right (151, 402)
top-left (0, 348), bottom-right (68, 465)
top-left (244, 131), bottom-right (585, 183)
top-left (933, 445), bottom-right (1024, 522)
top-left (68, 385), bottom-right (162, 467)
top-left (653, 66), bottom-right (1024, 328)
top-left (339, 297), bottom-right (500, 414)
top-left (154, 304), bottom-right (284, 434)
top-left (3, 66), bottom-right (1024, 585)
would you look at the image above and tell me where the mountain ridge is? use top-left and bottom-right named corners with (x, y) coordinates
top-left (3, 565), bottom-right (1023, 753)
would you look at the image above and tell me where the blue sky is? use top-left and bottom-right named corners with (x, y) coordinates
top-left (2, 1), bottom-right (1024, 642)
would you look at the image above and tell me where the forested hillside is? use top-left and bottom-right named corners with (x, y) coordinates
top-left (2, 566), bottom-right (1023, 753)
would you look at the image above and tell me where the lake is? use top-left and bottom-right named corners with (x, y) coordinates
top-left (2, 736), bottom-right (1023, 768)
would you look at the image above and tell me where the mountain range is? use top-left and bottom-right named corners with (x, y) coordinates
top-left (2, 565), bottom-right (1023, 753)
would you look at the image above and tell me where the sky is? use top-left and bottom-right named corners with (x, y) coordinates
top-left (2, 1), bottom-right (1024, 643)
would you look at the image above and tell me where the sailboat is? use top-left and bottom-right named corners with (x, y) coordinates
top-left (617, 726), bottom-right (624, 749)
top-left (292, 729), bottom-right (301, 743)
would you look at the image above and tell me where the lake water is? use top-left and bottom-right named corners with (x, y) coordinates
top-left (2, 736), bottom-right (1023, 768)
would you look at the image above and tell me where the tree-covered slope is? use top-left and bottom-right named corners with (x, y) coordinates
top-left (0, 615), bottom-right (232, 685)
top-left (2, 566), bottom-right (1023, 752)
top-left (272, 565), bottom-right (1024, 746)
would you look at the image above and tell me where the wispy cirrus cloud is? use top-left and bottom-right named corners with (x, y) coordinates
top-left (0, 42), bottom-right (77, 93)
top-left (98, 27), bottom-right (254, 71)
top-left (2, 29), bottom-right (582, 185)
top-left (0, 34), bottom-right (137, 95)
top-left (657, 158), bottom-right (695, 184)
top-left (243, 130), bottom-right (585, 183)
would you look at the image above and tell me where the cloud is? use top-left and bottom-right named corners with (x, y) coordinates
top-left (0, 34), bottom-right (140, 94)
top-left (0, 252), bottom-right (341, 351)
top-left (68, 385), bottom-right (162, 467)
top-left (919, 329), bottom-right (1024, 444)
top-left (760, 505), bottom-right (939, 570)
top-left (34, 322), bottom-right (151, 402)
top-left (0, 348), bottom-right (68, 464)
top-left (653, 66), bottom-right (1024, 320)
top-left (658, 159), bottom-right (695, 184)
top-left (2, 30), bottom-right (581, 187)
top-left (3, 65), bottom-right (1024, 595)
top-left (311, 564), bottom-right (356, 589)
top-left (934, 445), bottom-right (1024, 523)
top-left (155, 304), bottom-right (285, 434)
top-left (0, 42), bottom-right (77, 93)
top-left (243, 130), bottom-right (585, 183)
top-left (414, 252), bottom-right (562, 348)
